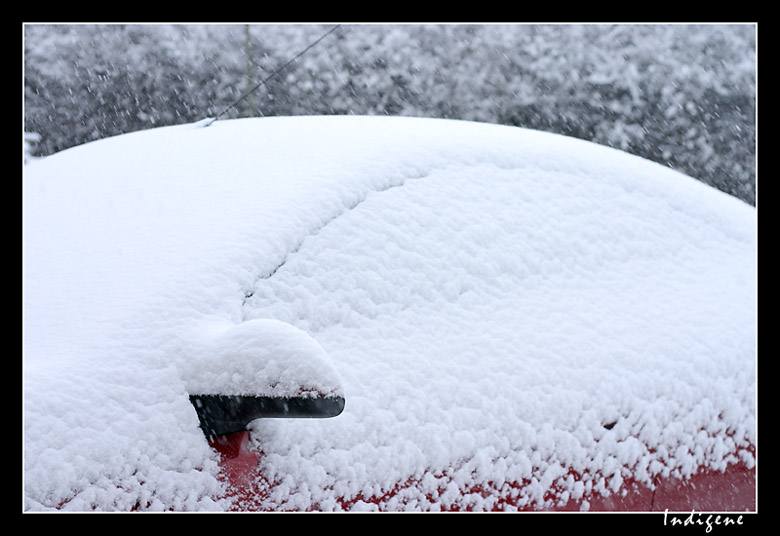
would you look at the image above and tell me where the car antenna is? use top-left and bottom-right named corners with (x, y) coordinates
top-left (199, 24), bottom-right (342, 128)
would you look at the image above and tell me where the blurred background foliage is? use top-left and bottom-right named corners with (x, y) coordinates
top-left (23, 24), bottom-right (756, 205)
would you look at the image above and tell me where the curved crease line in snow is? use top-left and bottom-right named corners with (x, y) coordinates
top-left (239, 168), bottom-right (432, 320)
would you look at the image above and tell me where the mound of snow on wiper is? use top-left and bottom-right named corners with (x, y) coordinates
top-left (23, 116), bottom-right (755, 511)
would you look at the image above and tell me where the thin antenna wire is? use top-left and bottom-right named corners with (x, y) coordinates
top-left (203, 24), bottom-right (342, 126)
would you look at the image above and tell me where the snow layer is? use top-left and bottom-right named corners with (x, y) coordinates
top-left (23, 116), bottom-right (756, 511)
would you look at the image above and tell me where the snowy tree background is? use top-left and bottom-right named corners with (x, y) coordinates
top-left (23, 23), bottom-right (756, 205)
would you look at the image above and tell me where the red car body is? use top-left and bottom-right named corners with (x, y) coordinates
top-left (24, 117), bottom-right (756, 513)
top-left (206, 429), bottom-right (755, 512)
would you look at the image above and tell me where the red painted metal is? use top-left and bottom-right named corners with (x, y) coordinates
top-left (209, 431), bottom-right (259, 487)
top-left (543, 473), bottom-right (655, 512)
top-left (209, 431), bottom-right (268, 509)
top-left (210, 433), bottom-right (756, 512)
top-left (651, 462), bottom-right (756, 512)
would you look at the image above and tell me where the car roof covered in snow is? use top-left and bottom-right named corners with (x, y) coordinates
top-left (23, 116), bottom-right (756, 511)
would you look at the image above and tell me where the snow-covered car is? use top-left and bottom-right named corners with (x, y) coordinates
top-left (23, 116), bottom-right (756, 512)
